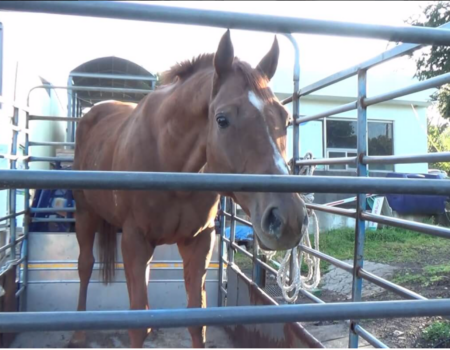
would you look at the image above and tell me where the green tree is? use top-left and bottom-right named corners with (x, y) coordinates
top-left (407, 1), bottom-right (450, 119)
top-left (428, 121), bottom-right (450, 174)
top-left (407, 2), bottom-right (450, 174)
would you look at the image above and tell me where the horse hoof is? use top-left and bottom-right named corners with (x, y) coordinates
top-left (68, 332), bottom-right (87, 348)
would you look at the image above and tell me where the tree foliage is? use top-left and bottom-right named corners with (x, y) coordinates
top-left (408, 2), bottom-right (450, 174)
top-left (428, 121), bottom-right (450, 174)
top-left (408, 1), bottom-right (450, 119)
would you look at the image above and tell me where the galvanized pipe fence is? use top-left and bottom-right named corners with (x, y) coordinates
top-left (0, 1), bottom-right (449, 348)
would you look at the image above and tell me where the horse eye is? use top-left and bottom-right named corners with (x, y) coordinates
top-left (216, 115), bottom-right (229, 129)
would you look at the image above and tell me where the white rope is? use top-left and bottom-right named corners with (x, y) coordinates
top-left (262, 151), bottom-right (322, 303)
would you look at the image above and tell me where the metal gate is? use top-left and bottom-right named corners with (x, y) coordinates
top-left (1, 1), bottom-right (450, 348)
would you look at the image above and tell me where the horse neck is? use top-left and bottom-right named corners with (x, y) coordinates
top-left (141, 70), bottom-right (213, 173)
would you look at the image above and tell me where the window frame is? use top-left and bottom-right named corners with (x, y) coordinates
top-left (323, 117), bottom-right (395, 172)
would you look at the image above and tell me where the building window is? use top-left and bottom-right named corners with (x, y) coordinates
top-left (326, 119), bottom-right (394, 171)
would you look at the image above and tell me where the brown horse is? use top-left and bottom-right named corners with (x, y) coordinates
top-left (70, 30), bottom-right (308, 348)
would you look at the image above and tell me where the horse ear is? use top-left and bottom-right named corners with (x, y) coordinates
top-left (214, 30), bottom-right (234, 77)
top-left (257, 36), bottom-right (279, 81)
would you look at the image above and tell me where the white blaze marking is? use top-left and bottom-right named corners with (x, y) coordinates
top-left (248, 90), bottom-right (288, 175)
top-left (268, 130), bottom-right (290, 175)
top-left (248, 91), bottom-right (264, 112)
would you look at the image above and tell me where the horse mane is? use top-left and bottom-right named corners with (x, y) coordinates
top-left (160, 54), bottom-right (215, 85)
top-left (160, 54), bottom-right (275, 102)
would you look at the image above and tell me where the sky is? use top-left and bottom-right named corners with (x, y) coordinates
top-left (0, 1), bottom-right (439, 112)
top-left (0, 1), bottom-right (434, 73)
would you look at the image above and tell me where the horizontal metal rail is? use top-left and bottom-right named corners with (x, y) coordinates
top-left (0, 96), bottom-right (29, 112)
top-left (305, 244), bottom-right (432, 305)
top-left (306, 203), bottom-right (357, 218)
top-left (364, 72), bottom-right (450, 106)
top-left (0, 256), bottom-right (25, 278)
top-left (300, 245), bottom-right (354, 273)
top-left (1, 170), bottom-right (450, 195)
top-left (293, 21), bottom-right (450, 99)
top-left (361, 212), bottom-right (450, 239)
top-left (3, 2), bottom-right (450, 45)
top-left (0, 154), bottom-right (18, 161)
top-left (29, 141), bottom-right (75, 147)
top-left (358, 269), bottom-right (426, 301)
top-left (7, 125), bottom-right (29, 133)
top-left (0, 210), bottom-right (26, 222)
top-left (301, 245), bottom-right (428, 301)
top-left (1, 299), bottom-right (450, 332)
top-left (224, 238), bottom-right (324, 304)
top-left (363, 152), bottom-right (450, 165)
top-left (293, 101), bottom-right (357, 123)
top-left (295, 156), bottom-right (357, 166)
top-left (27, 279), bottom-right (219, 285)
top-left (28, 115), bottom-right (81, 122)
top-left (30, 207), bottom-right (76, 213)
top-left (28, 232), bottom-right (76, 235)
top-left (325, 194), bottom-right (377, 207)
top-left (28, 156), bottom-right (73, 163)
top-left (27, 85), bottom-right (152, 104)
top-left (226, 202), bottom-right (356, 219)
top-left (0, 236), bottom-right (24, 255)
top-left (353, 324), bottom-right (389, 349)
top-left (222, 211), bottom-right (252, 226)
top-left (25, 259), bottom-right (218, 265)
top-left (15, 285), bottom-right (25, 298)
top-left (31, 218), bottom-right (75, 223)
top-left (69, 72), bottom-right (156, 81)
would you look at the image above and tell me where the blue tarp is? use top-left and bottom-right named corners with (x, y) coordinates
top-left (386, 172), bottom-right (449, 215)
top-left (225, 225), bottom-right (253, 241)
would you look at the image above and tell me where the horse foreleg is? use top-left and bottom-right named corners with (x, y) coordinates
top-left (69, 209), bottom-right (99, 348)
top-left (122, 227), bottom-right (154, 348)
top-left (177, 227), bottom-right (216, 348)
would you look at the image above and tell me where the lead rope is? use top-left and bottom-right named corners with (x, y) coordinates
top-left (262, 152), bottom-right (321, 303)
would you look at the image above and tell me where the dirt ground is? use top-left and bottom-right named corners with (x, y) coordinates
top-left (10, 327), bottom-right (233, 348)
top-left (294, 252), bottom-right (450, 348)
top-left (234, 243), bottom-right (450, 349)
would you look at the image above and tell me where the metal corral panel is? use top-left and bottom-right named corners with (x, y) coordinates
top-left (225, 265), bottom-right (324, 348)
top-left (24, 232), bottom-right (220, 311)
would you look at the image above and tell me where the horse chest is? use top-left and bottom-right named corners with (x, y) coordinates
top-left (128, 192), bottom-right (218, 242)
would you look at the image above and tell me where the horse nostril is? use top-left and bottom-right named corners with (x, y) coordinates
top-left (263, 207), bottom-right (283, 235)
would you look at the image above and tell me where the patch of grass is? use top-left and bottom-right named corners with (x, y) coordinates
top-left (421, 321), bottom-right (450, 348)
top-left (234, 251), bottom-right (252, 270)
top-left (424, 264), bottom-right (450, 275)
top-left (232, 221), bottom-right (450, 278)
top-left (393, 263), bottom-right (450, 287)
top-left (317, 224), bottom-right (450, 272)
top-left (392, 272), bottom-right (428, 286)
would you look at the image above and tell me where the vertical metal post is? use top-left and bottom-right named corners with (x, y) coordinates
top-left (71, 92), bottom-right (76, 144)
top-left (284, 34), bottom-right (301, 175)
top-left (228, 200), bottom-right (236, 265)
top-left (20, 109), bottom-right (30, 311)
top-left (0, 23), bottom-right (3, 110)
top-left (284, 34), bottom-right (301, 300)
top-left (8, 107), bottom-right (18, 263)
top-left (252, 239), bottom-right (265, 288)
top-left (349, 69), bottom-right (368, 348)
top-left (66, 78), bottom-right (73, 144)
top-left (217, 196), bottom-right (226, 307)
